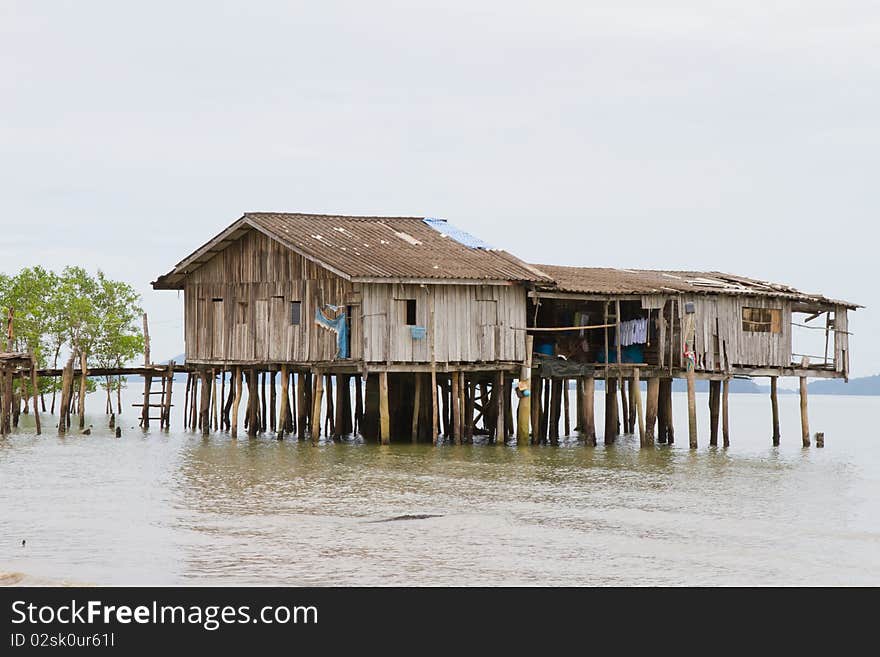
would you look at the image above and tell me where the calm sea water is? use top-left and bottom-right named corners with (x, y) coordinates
top-left (1, 384), bottom-right (878, 586)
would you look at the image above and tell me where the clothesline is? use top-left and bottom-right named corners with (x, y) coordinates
top-left (522, 323), bottom-right (617, 332)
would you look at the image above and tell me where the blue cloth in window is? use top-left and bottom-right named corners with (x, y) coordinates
top-left (314, 305), bottom-right (349, 359)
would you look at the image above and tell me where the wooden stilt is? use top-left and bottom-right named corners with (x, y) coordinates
top-left (278, 366), bottom-right (289, 438)
top-left (335, 374), bottom-right (347, 439)
top-left (665, 379), bottom-right (675, 444)
top-left (164, 363), bottom-right (174, 429)
top-left (505, 377), bottom-right (514, 438)
top-left (530, 373), bottom-right (541, 444)
top-left (324, 373), bottom-right (334, 437)
top-left (354, 374), bottom-right (364, 436)
top-left (451, 370), bottom-right (462, 444)
top-left (464, 376), bottom-right (475, 443)
top-left (517, 335), bottom-right (533, 445)
top-left (230, 367), bottom-right (241, 438)
top-left (183, 373), bottom-right (191, 429)
top-left (628, 377), bottom-right (638, 434)
top-left (687, 369), bottom-right (697, 449)
top-left (549, 378), bottom-right (561, 444)
top-left (379, 371), bottom-right (390, 444)
top-left (722, 377), bottom-right (730, 448)
top-left (297, 372), bottom-right (308, 439)
top-left (430, 368), bottom-right (439, 444)
top-left (311, 369), bottom-right (323, 441)
top-left (458, 372), bottom-right (466, 442)
top-left (219, 367), bottom-right (226, 429)
top-left (30, 357), bottom-right (41, 435)
top-left (562, 377), bottom-right (570, 437)
top-left (259, 371), bottom-right (267, 433)
top-left (709, 379), bottom-right (721, 446)
top-left (200, 370), bottom-right (211, 436)
top-left (770, 375), bottom-right (780, 446)
top-left (605, 377), bottom-right (618, 444)
top-left (495, 371), bottom-right (505, 444)
top-left (411, 372), bottom-right (422, 442)
top-left (57, 357), bottom-right (74, 435)
top-left (211, 369), bottom-right (219, 431)
top-left (645, 376), bottom-right (659, 445)
top-left (799, 376), bottom-right (810, 447)
top-left (619, 376), bottom-right (629, 434)
top-left (582, 375), bottom-right (596, 446)
top-left (269, 370), bottom-right (277, 434)
top-left (633, 368), bottom-right (645, 446)
top-left (190, 374), bottom-right (199, 430)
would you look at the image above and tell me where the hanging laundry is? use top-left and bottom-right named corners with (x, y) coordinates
top-left (616, 317), bottom-right (648, 347)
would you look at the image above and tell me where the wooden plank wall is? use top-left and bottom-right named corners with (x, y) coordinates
top-left (684, 295), bottom-right (792, 370)
top-left (184, 230), bottom-right (361, 362)
top-left (834, 305), bottom-right (849, 375)
top-left (361, 282), bottom-right (526, 363)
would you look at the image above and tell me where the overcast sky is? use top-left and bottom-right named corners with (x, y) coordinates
top-left (1, 1), bottom-right (875, 375)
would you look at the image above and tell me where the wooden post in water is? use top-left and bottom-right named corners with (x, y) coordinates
top-left (496, 371), bottom-right (505, 444)
top-left (354, 374), bottom-right (364, 437)
top-left (582, 375), bottom-right (596, 446)
top-left (530, 374), bottom-right (541, 445)
top-left (605, 377), bottom-right (618, 444)
top-left (619, 376), bottom-right (629, 434)
top-left (57, 357), bottom-right (74, 435)
top-left (211, 369), bottom-right (219, 431)
top-left (799, 376), bottom-right (810, 447)
top-left (249, 369), bottom-right (260, 436)
top-left (411, 372), bottom-right (422, 442)
top-left (464, 377), bottom-right (475, 443)
top-left (297, 372), bottom-right (308, 439)
top-left (284, 369), bottom-right (298, 435)
top-left (770, 376), bottom-right (780, 446)
top-left (324, 373), bottom-right (334, 437)
top-left (378, 371), bottom-right (390, 445)
top-left (30, 356), bottom-right (41, 435)
top-left (656, 378), bottom-right (668, 443)
top-left (141, 313), bottom-right (151, 428)
top-left (645, 376), bottom-right (659, 444)
top-left (549, 377), bottom-right (561, 444)
top-left (335, 373), bottom-right (347, 439)
top-left (633, 368), bottom-right (645, 446)
top-left (517, 335), bottom-right (533, 445)
top-left (269, 370), bottom-right (277, 434)
top-left (709, 380), bottom-right (721, 446)
top-left (259, 371), bottom-right (267, 433)
top-left (451, 370), bottom-right (462, 445)
top-left (191, 374), bottom-right (200, 430)
top-left (627, 377), bottom-right (638, 434)
top-left (164, 362), bottom-right (175, 429)
top-left (278, 366), bottom-right (289, 438)
top-left (183, 373), bottom-right (192, 430)
top-left (722, 377), bottom-right (730, 448)
top-left (562, 377), bottom-right (570, 437)
top-left (231, 367), bottom-right (241, 438)
top-left (311, 369), bottom-right (323, 442)
top-left (199, 369), bottom-right (211, 437)
top-left (687, 370), bottom-right (698, 449)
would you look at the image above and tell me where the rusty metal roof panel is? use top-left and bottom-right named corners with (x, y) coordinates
top-left (153, 213), bottom-right (550, 288)
top-left (535, 264), bottom-right (860, 308)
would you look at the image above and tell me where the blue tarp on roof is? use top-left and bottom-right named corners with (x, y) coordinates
top-left (423, 218), bottom-right (494, 250)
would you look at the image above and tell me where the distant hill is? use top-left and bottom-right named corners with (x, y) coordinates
top-left (808, 375), bottom-right (880, 396)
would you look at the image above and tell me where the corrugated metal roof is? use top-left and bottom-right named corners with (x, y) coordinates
top-left (534, 264), bottom-right (860, 308)
top-left (153, 213), bottom-right (550, 288)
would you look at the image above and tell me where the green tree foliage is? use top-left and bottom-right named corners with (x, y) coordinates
top-left (0, 267), bottom-right (144, 414)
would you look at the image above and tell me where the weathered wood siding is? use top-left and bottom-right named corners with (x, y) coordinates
top-left (184, 230), bottom-right (361, 363)
top-left (361, 283), bottom-right (526, 363)
top-left (834, 305), bottom-right (849, 376)
top-left (683, 295), bottom-right (792, 370)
